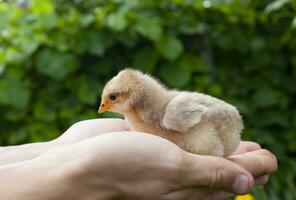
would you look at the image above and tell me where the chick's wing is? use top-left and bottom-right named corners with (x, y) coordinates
top-left (162, 93), bottom-right (208, 132)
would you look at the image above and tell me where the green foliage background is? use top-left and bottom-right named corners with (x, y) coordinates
top-left (0, 0), bottom-right (295, 198)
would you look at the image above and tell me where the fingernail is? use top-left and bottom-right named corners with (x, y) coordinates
top-left (232, 174), bottom-right (250, 194)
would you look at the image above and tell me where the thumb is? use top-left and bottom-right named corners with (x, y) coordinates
top-left (180, 154), bottom-right (254, 195)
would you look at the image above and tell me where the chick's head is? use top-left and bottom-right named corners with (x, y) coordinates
top-left (99, 69), bottom-right (144, 114)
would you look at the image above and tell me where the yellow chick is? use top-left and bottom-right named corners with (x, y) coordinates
top-left (99, 69), bottom-right (243, 157)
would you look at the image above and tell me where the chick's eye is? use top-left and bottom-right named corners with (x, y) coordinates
top-left (109, 94), bottom-right (117, 101)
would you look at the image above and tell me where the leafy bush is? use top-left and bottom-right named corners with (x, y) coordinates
top-left (0, 0), bottom-right (295, 198)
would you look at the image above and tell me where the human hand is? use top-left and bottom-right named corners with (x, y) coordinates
top-left (57, 119), bottom-right (276, 189)
top-left (22, 132), bottom-right (277, 200)
top-left (0, 119), bottom-right (277, 200)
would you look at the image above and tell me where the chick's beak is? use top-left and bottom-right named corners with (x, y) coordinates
top-left (98, 102), bottom-right (112, 113)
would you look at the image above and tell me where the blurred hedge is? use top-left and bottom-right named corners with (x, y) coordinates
top-left (0, 0), bottom-right (296, 198)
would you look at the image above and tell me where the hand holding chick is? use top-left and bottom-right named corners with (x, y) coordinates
top-left (99, 69), bottom-right (243, 157)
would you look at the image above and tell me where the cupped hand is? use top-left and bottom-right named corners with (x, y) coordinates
top-left (37, 131), bottom-right (277, 200)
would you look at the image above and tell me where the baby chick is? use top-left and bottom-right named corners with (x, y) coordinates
top-left (99, 69), bottom-right (243, 157)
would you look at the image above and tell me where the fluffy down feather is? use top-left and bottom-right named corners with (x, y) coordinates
top-left (99, 69), bottom-right (243, 157)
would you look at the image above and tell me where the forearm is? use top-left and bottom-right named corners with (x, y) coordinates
top-left (0, 145), bottom-right (119, 200)
top-left (0, 141), bottom-right (57, 165)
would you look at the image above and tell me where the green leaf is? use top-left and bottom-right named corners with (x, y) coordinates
top-left (8, 129), bottom-right (28, 145)
top-left (135, 17), bottom-right (163, 41)
top-left (106, 11), bottom-right (127, 32)
top-left (76, 31), bottom-right (113, 56)
top-left (31, 0), bottom-right (55, 14)
top-left (179, 19), bottom-right (207, 35)
top-left (117, 31), bottom-right (139, 48)
top-left (29, 123), bottom-right (60, 142)
top-left (4, 108), bottom-right (27, 122)
top-left (208, 84), bottom-right (223, 97)
top-left (253, 186), bottom-right (269, 200)
top-left (178, 54), bottom-right (208, 73)
top-left (33, 102), bottom-right (56, 121)
top-left (17, 36), bottom-right (39, 57)
top-left (88, 32), bottom-right (113, 56)
top-left (159, 64), bottom-right (191, 88)
top-left (132, 48), bottom-right (158, 72)
top-left (0, 78), bottom-right (31, 109)
top-left (0, 4), bottom-right (14, 29)
top-left (80, 14), bottom-right (95, 27)
top-left (5, 47), bottom-right (25, 63)
top-left (292, 17), bottom-right (296, 28)
top-left (77, 78), bottom-right (102, 105)
top-left (137, 0), bottom-right (158, 7)
top-left (250, 37), bottom-right (265, 51)
top-left (156, 35), bottom-right (184, 61)
top-left (30, 8), bottom-right (58, 30)
top-left (36, 49), bottom-right (78, 80)
top-left (252, 87), bottom-right (278, 108)
top-left (265, 0), bottom-right (291, 13)
top-left (0, 64), bottom-right (5, 74)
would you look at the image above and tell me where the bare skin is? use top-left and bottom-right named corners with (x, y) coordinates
top-left (0, 119), bottom-right (278, 200)
top-left (0, 119), bottom-right (128, 166)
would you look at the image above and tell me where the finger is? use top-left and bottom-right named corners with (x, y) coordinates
top-left (228, 149), bottom-right (278, 177)
top-left (181, 154), bottom-right (254, 195)
top-left (254, 175), bottom-right (269, 185)
top-left (232, 141), bottom-right (261, 155)
top-left (196, 175), bottom-right (269, 200)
